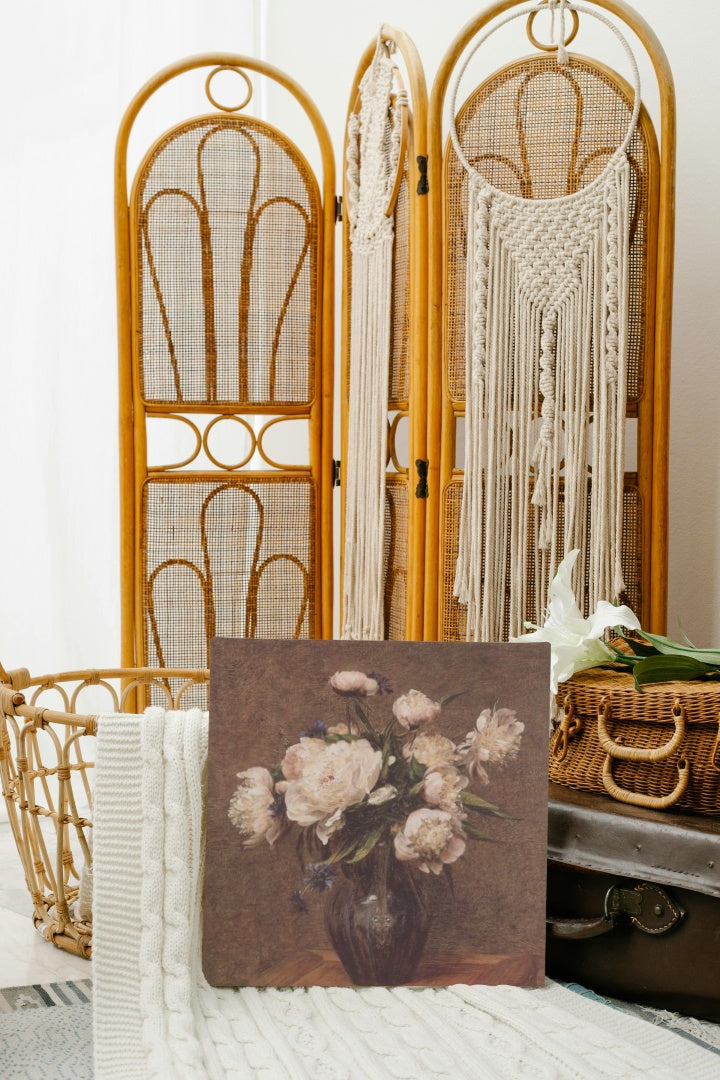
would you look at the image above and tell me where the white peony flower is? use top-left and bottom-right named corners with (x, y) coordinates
top-left (512, 548), bottom-right (641, 695)
top-left (457, 708), bottom-right (524, 785)
top-left (402, 731), bottom-right (457, 767)
top-left (279, 738), bottom-right (382, 844)
top-left (228, 767), bottom-right (284, 848)
top-left (367, 784), bottom-right (398, 806)
top-left (421, 765), bottom-right (468, 811)
top-left (394, 808), bottom-right (466, 874)
top-left (329, 670), bottom-right (379, 696)
top-left (392, 689), bottom-right (442, 730)
top-left (281, 736), bottom-right (326, 780)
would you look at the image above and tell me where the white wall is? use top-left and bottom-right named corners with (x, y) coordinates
top-left (0, 0), bottom-right (718, 677)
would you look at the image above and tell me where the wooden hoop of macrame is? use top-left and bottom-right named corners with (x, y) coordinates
top-left (448, 1), bottom-right (641, 640)
top-left (342, 39), bottom-right (408, 640)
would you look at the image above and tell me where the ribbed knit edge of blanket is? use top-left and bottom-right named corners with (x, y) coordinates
top-left (92, 710), bottom-right (717, 1080)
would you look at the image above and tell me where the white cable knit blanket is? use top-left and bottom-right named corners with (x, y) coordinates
top-left (92, 709), bottom-right (717, 1079)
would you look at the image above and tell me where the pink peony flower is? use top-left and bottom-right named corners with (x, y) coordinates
top-left (279, 738), bottom-right (382, 844)
top-left (394, 808), bottom-right (466, 874)
top-left (392, 689), bottom-right (442, 730)
top-left (402, 731), bottom-right (457, 767)
top-left (329, 670), bottom-right (379, 696)
top-left (281, 736), bottom-right (326, 781)
top-left (421, 765), bottom-right (468, 812)
top-left (457, 707), bottom-right (524, 784)
top-left (228, 767), bottom-right (284, 848)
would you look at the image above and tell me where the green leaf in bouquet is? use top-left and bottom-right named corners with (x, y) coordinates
top-left (460, 790), bottom-right (509, 816)
top-left (345, 823), bottom-right (386, 863)
top-left (408, 757), bottom-right (427, 781)
top-left (463, 822), bottom-right (496, 842)
top-left (439, 691), bottom-right (466, 708)
top-left (325, 835), bottom-right (362, 864)
top-left (632, 653), bottom-right (719, 689)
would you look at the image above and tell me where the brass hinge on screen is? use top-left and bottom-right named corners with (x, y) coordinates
top-left (415, 459), bottom-right (429, 498)
top-left (332, 459), bottom-right (341, 487)
top-left (417, 156), bottom-right (429, 195)
top-left (335, 195), bottom-right (343, 222)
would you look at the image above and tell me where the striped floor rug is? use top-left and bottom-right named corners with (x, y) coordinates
top-left (0, 980), bottom-right (93, 1079)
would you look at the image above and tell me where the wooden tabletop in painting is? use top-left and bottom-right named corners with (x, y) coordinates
top-left (252, 951), bottom-right (544, 988)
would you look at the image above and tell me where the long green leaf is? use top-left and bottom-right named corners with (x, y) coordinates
top-left (345, 824), bottom-right (385, 863)
top-left (460, 790), bottom-right (504, 815)
top-left (637, 631), bottom-right (720, 667)
top-left (632, 654), bottom-right (718, 690)
top-left (463, 823), bottom-right (495, 842)
top-left (618, 637), bottom-right (659, 658)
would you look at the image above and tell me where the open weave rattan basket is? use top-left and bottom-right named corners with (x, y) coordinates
top-left (0, 662), bottom-right (208, 958)
top-left (550, 667), bottom-right (720, 814)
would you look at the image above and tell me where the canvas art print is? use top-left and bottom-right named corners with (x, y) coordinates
top-left (204, 639), bottom-right (550, 987)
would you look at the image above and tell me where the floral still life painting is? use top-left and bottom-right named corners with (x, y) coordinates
top-left (203, 639), bottom-right (550, 988)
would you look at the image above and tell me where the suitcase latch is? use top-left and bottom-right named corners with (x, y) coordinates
top-left (605, 882), bottom-right (685, 935)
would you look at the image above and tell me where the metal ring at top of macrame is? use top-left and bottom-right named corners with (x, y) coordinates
top-left (447, 1), bottom-right (642, 205)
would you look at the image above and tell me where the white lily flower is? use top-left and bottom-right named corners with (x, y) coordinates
top-left (512, 549), bottom-right (641, 695)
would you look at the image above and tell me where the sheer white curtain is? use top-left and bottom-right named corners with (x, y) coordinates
top-left (0, 0), bottom-right (264, 674)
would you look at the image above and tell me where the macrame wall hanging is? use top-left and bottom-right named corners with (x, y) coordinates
top-left (342, 38), bottom-right (407, 639)
top-left (449, 0), bottom-right (641, 641)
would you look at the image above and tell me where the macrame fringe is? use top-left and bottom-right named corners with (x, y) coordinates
top-left (453, 158), bottom-right (633, 641)
top-left (342, 41), bottom-right (402, 640)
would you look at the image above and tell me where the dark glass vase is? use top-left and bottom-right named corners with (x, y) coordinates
top-left (325, 842), bottom-right (430, 985)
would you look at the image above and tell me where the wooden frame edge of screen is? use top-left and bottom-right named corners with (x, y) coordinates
top-left (114, 52), bottom-right (337, 672)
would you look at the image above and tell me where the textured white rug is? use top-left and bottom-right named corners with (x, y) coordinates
top-left (91, 709), bottom-right (720, 1079)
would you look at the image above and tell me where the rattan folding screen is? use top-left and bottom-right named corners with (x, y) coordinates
top-left (424, 0), bottom-right (674, 641)
top-left (116, 2), bottom-right (674, 669)
top-left (116, 56), bottom-right (335, 695)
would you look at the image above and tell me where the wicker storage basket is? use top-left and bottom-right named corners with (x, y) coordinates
top-left (550, 667), bottom-right (720, 814)
top-left (0, 663), bottom-right (208, 958)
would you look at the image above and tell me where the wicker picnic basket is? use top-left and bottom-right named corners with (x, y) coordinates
top-left (0, 661), bottom-right (208, 958)
top-left (550, 667), bottom-right (720, 814)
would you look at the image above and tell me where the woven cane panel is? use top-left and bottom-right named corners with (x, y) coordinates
top-left (445, 56), bottom-right (650, 405)
top-left (142, 475), bottom-right (315, 686)
top-left (440, 478), bottom-right (642, 642)
top-left (135, 117), bottom-right (319, 407)
top-left (383, 476), bottom-right (409, 639)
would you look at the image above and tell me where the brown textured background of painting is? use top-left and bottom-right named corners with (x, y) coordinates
top-left (203, 638), bottom-right (550, 986)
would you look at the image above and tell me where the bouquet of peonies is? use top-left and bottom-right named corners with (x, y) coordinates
top-left (228, 670), bottom-right (523, 913)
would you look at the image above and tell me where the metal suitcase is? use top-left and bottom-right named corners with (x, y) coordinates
top-left (546, 782), bottom-right (720, 1021)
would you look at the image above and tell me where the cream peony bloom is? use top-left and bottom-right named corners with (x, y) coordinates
top-left (512, 548), bottom-right (641, 695)
top-left (366, 783), bottom-right (398, 806)
top-left (281, 736), bottom-right (326, 780)
top-left (403, 731), bottom-right (457, 767)
top-left (458, 708), bottom-right (524, 785)
top-left (228, 767), bottom-right (284, 848)
top-left (421, 765), bottom-right (469, 811)
top-left (279, 738), bottom-right (382, 844)
top-left (392, 689), bottom-right (442, 730)
top-left (329, 670), bottom-right (379, 696)
top-left (394, 808), bottom-right (466, 874)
